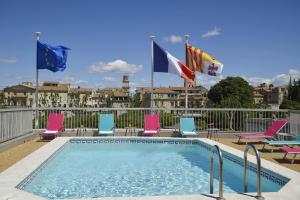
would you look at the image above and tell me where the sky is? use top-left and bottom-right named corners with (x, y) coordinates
top-left (0, 0), bottom-right (300, 91)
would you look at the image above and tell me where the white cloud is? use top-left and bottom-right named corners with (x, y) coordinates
top-left (164, 35), bottom-right (183, 44)
top-left (202, 27), bottom-right (221, 38)
top-left (62, 75), bottom-right (88, 86)
top-left (197, 68), bottom-right (300, 89)
top-left (0, 58), bottom-right (17, 64)
top-left (246, 69), bottom-right (300, 87)
top-left (74, 80), bottom-right (88, 85)
top-left (196, 74), bottom-right (225, 89)
top-left (88, 59), bottom-right (143, 74)
top-left (103, 77), bottom-right (116, 82)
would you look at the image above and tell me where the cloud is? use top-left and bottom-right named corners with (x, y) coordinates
top-left (0, 58), bottom-right (17, 64)
top-left (61, 75), bottom-right (88, 86)
top-left (74, 80), bottom-right (88, 85)
top-left (197, 68), bottom-right (300, 89)
top-left (164, 35), bottom-right (183, 44)
top-left (246, 69), bottom-right (300, 87)
top-left (88, 60), bottom-right (143, 74)
top-left (196, 74), bottom-right (225, 89)
top-left (202, 27), bottom-right (221, 38)
top-left (103, 77), bottom-right (116, 82)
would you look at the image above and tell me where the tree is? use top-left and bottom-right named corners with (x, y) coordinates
top-left (68, 92), bottom-right (80, 107)
top-left (208, 77), bottom-right (254, 108)
top-left (39, 93), bottom-right (49, 107)
top-left (49, 92), bottom-right (61, 107)
top-left (130, 93), bottom-right (141, 108)
top-left (280, 79), bottom-right (300, 110)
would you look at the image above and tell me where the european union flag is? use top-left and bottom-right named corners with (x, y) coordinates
top-left (37, 41), bottom-right (70, 72)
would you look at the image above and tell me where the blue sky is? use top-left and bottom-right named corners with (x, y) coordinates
top-left (0, 0), bottom-right (300, 90)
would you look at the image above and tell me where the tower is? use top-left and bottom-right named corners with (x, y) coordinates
top-left (122, 75), bottom-right (129, 90)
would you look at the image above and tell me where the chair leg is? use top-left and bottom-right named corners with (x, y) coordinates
top-left (292, 154), bottom-right (297, 164)
top-left (261, 143), bottom-right (266, 151)
top-left (283, 152), bottom-right (288, 160)
top-left (237, 137), bottom-right (241, 144)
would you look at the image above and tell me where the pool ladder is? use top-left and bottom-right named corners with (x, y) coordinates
top-left (210, 144), bottom-right (264, 200)
top-left (244, 144), bottom-right (264, 200)
top-left (210, 145), bottom-right (225, 200)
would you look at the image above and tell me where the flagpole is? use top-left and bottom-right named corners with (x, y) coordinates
top-left (184, 34), bottom-right (190, 111)
top-left (35, 32), bottom-right (41, 129)
top-left (150, 35), bottom-right (155, 110)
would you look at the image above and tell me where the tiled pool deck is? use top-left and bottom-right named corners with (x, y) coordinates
top-left (1, 136), bottom-right (300, 200)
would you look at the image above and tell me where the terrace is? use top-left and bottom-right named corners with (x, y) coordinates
top-left (1, 108), bottom-right (299, 170)
top-left (1, 107), bottom-right (300, 199)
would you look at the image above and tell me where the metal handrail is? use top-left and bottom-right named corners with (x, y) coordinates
top-left (210, 145), bottom-right (225, 200)
top-left (244, 144), bottom-right (264, 200)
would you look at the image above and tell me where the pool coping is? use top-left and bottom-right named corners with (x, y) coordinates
top-left (0, 137), bottom-right (299, 200)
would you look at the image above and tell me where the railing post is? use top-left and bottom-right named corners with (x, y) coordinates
top-left (210, 145), bottom-right (225, 200)
top-left (244, 144), bottom-right (264, 200)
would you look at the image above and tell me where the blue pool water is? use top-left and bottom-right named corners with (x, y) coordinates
top-left (19, 139), bottom-right (288, 199)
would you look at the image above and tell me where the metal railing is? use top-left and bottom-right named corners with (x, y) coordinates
top-left (210, 145), bottom-right (225, 199)
top-left (0, 107), bottom-right (294, 142)
top-left (0, 108), bottom-right (33, 143)
top-left (32, 107), bottom-right (289, 132)
top-left (244, 144), bottom-right (264, 200)
top-left (290, 110), bottom-right (300, 136)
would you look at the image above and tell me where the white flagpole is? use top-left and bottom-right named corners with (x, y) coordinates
top-left (184, 34), bottom-right (190, 111)
top-left (150, 35), bottom-right (155, 110)
top-left (35, 32), bottom-right (41, 129)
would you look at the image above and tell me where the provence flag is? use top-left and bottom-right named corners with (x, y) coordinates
top-left (37, 41), bottom-right (70, 72)
top-left (186, 44), bottom-right (223, 76)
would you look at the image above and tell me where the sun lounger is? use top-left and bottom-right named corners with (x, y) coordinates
top-left (262, 136), bottom-right (300, 151)
top-left (40, 113), bottom-right (64, 139)
top-left (98, 113), bottom-right (115, 135)
top-left (179, 117), bottom-right (198, 136)
top-left (143, 114), bottom-right (160, 136)
top-left (280, 147), bottom-right (300, 164)
top-left (236, 119), bottom-right (287, 143)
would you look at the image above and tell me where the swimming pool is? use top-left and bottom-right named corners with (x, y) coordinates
top-left (16, 138), bottom-right (288, 199)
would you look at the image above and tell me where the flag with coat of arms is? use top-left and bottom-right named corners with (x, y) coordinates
top-left (186, 44), bottom-right (223, 76)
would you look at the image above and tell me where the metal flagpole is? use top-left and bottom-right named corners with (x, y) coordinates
top-left (184, 34), bottom-right (190, 111)
top-left (35, 32), bottom-right (41, 129)
top-left (150, 35), bottom-right (155, 110)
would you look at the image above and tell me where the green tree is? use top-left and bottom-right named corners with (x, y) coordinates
top-left (49, 92), bottom-right (60, 107)
top-left (130, 93), bottom-right (141, 108)
top-left (80, 94), bottom-right (88, 107)
top-left (208, 77), bottom-right (254, 108)
top-left (68, 92), bottom-right (80, 107)
top-left (39, 93), bottom-right (49, 107)
top-left (280, 79), bottom-right (300, 109)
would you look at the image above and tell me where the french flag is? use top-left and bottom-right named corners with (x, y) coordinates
top-left (153, 41), bottom-right (195, 85)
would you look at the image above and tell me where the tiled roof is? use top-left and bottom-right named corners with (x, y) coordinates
top-left (39, 85), bottom-right (69, 92)
top-left (69, 88), bottom-right (93, 94)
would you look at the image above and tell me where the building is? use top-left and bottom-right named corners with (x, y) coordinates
top-left (137, 85), bottom-right (208, 108)
top-left (3, 81), bottom-right (95, 108)
top-left (3, 82), bottom-right (35, 107)
top-left (253, 83), bottom-right (288, 109)
top-left (2, 75), bottom-right (209, 109)
top-left (38, 81), bottom-right (70, 107)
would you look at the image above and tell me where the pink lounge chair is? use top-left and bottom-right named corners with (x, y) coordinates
top-left (40, 113), bottom-right (64, 139)
top-left (280, 147), bottom-right (300, 164)
top-left (236, 119), bottom-right (287, 143)
top-left (143, 114), bottom-right (160, 136)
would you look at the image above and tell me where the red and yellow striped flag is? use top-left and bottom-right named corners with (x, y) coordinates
top-left (186, 44), bottom-right (223, 76)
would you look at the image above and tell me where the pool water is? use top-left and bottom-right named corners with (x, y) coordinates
top-left (20, 139), bottom-right (286, 199)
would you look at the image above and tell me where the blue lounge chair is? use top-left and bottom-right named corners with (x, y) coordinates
top-left (179, 117), bottom-right (198, 136)
top-left (262, 135), bottom-right (300, 151)
top-left (98, 113), bottom-right (115, 135)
